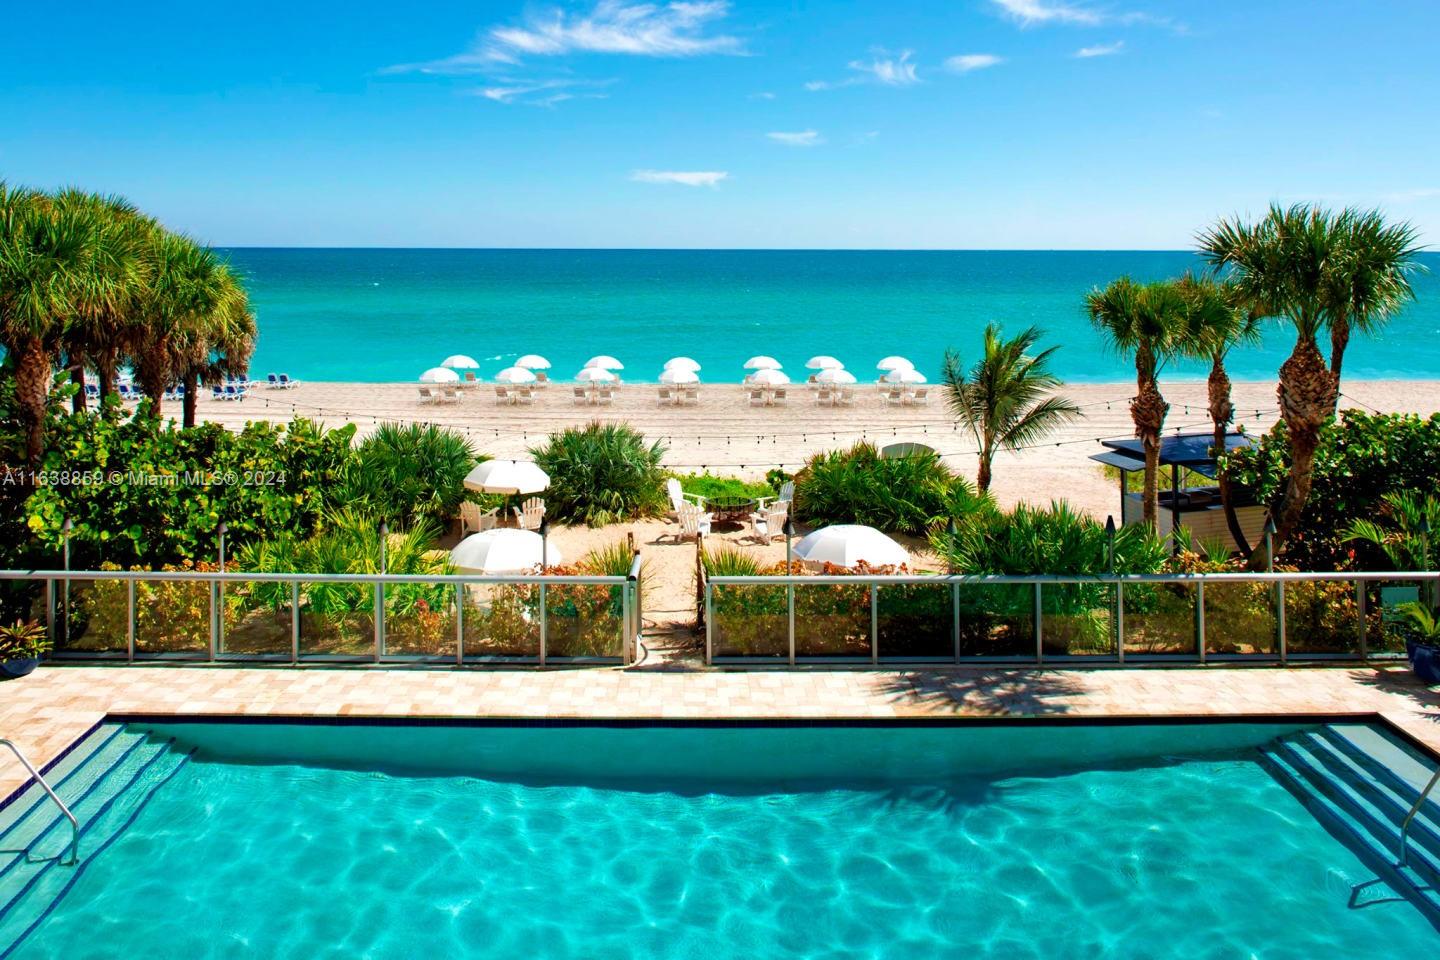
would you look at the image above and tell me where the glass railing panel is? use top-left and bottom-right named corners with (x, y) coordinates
top-left (55, 577), bottom-right (129, 656)
top-left (877, 582), bottom-right (952, 659)
top-left (795, 581), bottom-right (871, 659)
top-left (132, 578), bottom-right (210, 657)
top-left (1284, 579), bottom-right (1362, 656)
top-left (545, 581), bottom-right (624, 660)
top-left (1122, 581), bottom-right (1198, 657)
top-left (298, 580), bottom-right (375, 659)
top-left (1203, 580), bottom-right (1277, 656)
top-left (220, 579), bottom-right (295, 658)
top-left (1043, 582), bottom-right (1117, 657)
top-left (1365, 578), bottom-right (1431, 657)
top-left (461, 583), bottom-right (540, 659)
top-left (955, 583), bottom-right (1033, 658)
top-left (383, 581), bottom-right (459, 660)
top-left (710, 583), bottom-right (787, 659)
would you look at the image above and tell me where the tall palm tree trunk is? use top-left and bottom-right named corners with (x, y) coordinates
top-left (137, 342), bottom-right (170, 416)
top-left (1208, 355), bottom-right (1252, 557)
top-left (181, 370), bottom-right (199, 428)
top-left (1131, 347), bottom-right (1168, 526)
top-left (1330, 318), bottom-right (1351, 380)
top-left (14, 337), bottom-right (53, 467)
top-left (1252, 338), bottom-right (1338, 569)
top-left (68, 358), bottom-right (87, 415)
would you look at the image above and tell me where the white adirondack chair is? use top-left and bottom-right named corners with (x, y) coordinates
top-left (460, 502), bottom-right (499, 535)
top-left (512, 497), bottom-right (546, 531)
top-left (748, 499), bottom-right (789, 543)
top-left (673, 501), bottom-right (712, 542)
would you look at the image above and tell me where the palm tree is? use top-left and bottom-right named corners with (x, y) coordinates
top-left (941, 323), bottom-right (1081, 493)
top-left (1199, 204), bottom-right (1421, 565)
top-left (1086, 277), bottom-right (1188, 526)
top-left (1175, 272), bottom-right (1262, 555)
top-left (172, 266), bottom-right (253, 427)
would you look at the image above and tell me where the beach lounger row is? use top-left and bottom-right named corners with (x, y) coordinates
top-left (417, 385), bottom-right (462, 404)
top-left (881, 386), bottom-right (930, 406)
top-left (657, 386), bottom-right (699, 405)
top-left (572, 386), bottom-right (615, 406)
top-left (748, 387), bottom-right (788, 406)
top-left (211, 384), bottom-right (249, 401)
top-left (265, 373), bottom-right (301, 389)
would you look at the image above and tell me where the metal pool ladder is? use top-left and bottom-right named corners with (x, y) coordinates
top-left (1, 738), bottom-right (79, 866)
top-left (1399, 766), bottom-right (1440, 869)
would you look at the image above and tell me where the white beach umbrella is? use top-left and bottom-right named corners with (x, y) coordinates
top-left (663, 356), bottom-right (701, 372)
top-left (575, 367), bottom-right (617, 382)
top-left (883, 368), bottom-right (927, 384)
top-left (793, 525), bottom-right (909, 569)
top-left (744, 356), bottom-right (783, 370)
top-left (815, 368), bottom-right (858, 384)
top-left (495, 366), bottom-right (537, 384)
top-left (749, 368), bottom-right (790, 386)
top-left (876, 356), bottom-right (915, 372)
top-left (806, 356), bottom-right (844, 371)
top-left (419, 367), bottom-right (460, 383)
top-left (463, 459), bottom-right (550, 495)
top-left (441, 354), bottom-right (480, 369)
top-left (659, 367), bottom-right (700, 385)
top-left (515, 354), bottom-right (551, 370)
top-left (451, 529), bottom-right (560, 574)
top-left (585, 355), bottom-right (624, 370)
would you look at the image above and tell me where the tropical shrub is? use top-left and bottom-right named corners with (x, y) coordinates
top-left (933, 500), bottom-right (1167, 577)
top-left (22, 409), bottom-right (356, 569)
top-left (1225, 411), bottom-right (1440, 570)
top-left (0, 619), bottom-right (49, 661)
top-left (673, 472), bottom-right (774, 502)
top-left (531, 422), bottom-right (667, 525)
top-left (340, 423), bottom-right (481, 529)
top-left (793, 442), bottom-right (989, 535)
top-left (1343, 490), bottom-right (1440, 572)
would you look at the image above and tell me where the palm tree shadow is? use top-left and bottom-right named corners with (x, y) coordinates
top-left (1349, 664), bottom-right (1440, 719)
top-left (871, 668), bottom-right (1092, 716)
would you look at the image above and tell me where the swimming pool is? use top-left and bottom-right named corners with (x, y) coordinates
top-left (2, 720), bottom-right (1437, 958)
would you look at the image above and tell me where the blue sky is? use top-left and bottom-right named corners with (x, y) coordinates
top-left (3, 0), bottom-right (1438, 249)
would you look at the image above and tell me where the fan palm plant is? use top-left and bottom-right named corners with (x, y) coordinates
top-left (1343, 490), bottom-right (1439, 572)
top-left (941, 323), bottom-right (1080, 493)
top-left (173, 267), bottom-right (254, 427)
top-left (1175, 272), bottom-right (1263, 555)
top-left (1199, 204), bottom-right (1421, 566)
top-left (1086, 277), bottom-right (1188, 526)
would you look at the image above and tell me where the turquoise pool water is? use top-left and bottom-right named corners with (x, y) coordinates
top-left (5, 722), bottom-right (1438, 958)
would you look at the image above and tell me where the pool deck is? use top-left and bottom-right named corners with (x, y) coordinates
top-left (4, 663), bottom-right (1440, 799)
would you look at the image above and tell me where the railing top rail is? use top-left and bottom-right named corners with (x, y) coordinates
top-left (707, 570), bottom-right (1439, 586)
top-left (0, 569), bottom-right (628, 586)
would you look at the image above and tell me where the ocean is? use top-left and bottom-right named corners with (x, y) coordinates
top-left (222, 249), bottom-right (1440, 384)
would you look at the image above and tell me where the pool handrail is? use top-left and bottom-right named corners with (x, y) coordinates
top-left (0, 738), bottom-right (79, 866)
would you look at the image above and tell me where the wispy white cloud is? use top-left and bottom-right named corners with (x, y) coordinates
top-left (1074, 40), bottom-right (1124, 57)
top-left (387, 1), bottom-right (743, 74)
top-left (630, 170), bottom-right (729, 187)
top-left (766, 130), bottom-right (823, 147)
top-left (991, 0), bottom-right (1102, 26)
top-left (473, 78), bottom-right (613, 106)
top-left (1382, 188), bottom-right (1440, 203)
top-left (749, 91), bottom-right (776, 100)
top-left (944, 53), bottom-right (1005, 73)
top-left (807, 49), bottom-right (919, 91)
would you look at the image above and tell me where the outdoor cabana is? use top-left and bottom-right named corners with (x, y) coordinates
top-left (1089, 432), bottom-right (1267, 551)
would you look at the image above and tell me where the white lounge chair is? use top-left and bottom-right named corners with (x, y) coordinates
top-left (907, 386), bottom-right (930, 405)
top-left (881, 386), bottom-right (904, 406)
top-left (683, 386), bottom-right (699, 405)
top-left (597, 386), bottom-right (615, 405)
top-left (460, 502), bottom-right (499, 535)
top-left (439, 385), bottom-right (461, 404)
top-left (815, 387), bottom-right (833, 406)
top-left (515, 386), bottom-right (536, 404)
top-left (573, 386), bottom-right (590, 404)
top-left (771, 388), bottom-right (788, 405)
top-left (494, 385), bottom-right (513, 405)
top-left (748, 388), bottom-right (766, 407)
top-left (836, 386), bottom-right (856, 406)
top-left (658, 386), bottom-right (674, 405)
top-left (418, 386), bottom-right (436, 404)
top-left (513, 497), bottom-right (545, 531)
top-left (463, 372), bottom-right (479, 387)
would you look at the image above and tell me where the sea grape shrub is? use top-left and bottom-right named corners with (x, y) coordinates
top-left (65, 561), bottom-right (217, 655)
top-left (792, 442), bottom-right (990, 535)
top-left (23, 410), bottom-right (356, 569)
top-left (531, 422), bottom-right (668, 526)
top-left (1224, 411), bottom-right (1440, 571)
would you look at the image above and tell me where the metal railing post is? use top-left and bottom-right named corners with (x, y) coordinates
top-left (45, 578), bottom-right (55, 646)
top-left (1277, 582), bottom-right (1288, 663)
top-left (373, 581), bottom-right (384, 662)
top-left (1115, 582), bottom-right (1125, 664)
top-left (208, 581), bottom-right (219, 661)
top-left (455, 582), bottom-right (465, 666)
top-left (870, 583), bottom-right (879, 665)
top-left (538, 583), bottom-right (548, 666)
top-left (621, 579), bottom-right (633, 666)
top-left (787, 581), bottom-right (796, 667)
top-left (1196, 580), bottom-right (1207, 664)
top-left (704, 581), bottom-right (714, 665)
top-left (952, 580), bottom-right (961, 664)
top-left (290, 581), bottom-right (300, 664)
top-left (1033, 582), bottom-right (1044, 665)
top-left (1356, 579), bottom-right (1368, 659)
top-left (126, 579), bottom-right (136, 662)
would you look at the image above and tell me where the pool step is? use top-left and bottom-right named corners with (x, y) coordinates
top-left (1259, 724), bottom-right (1440, 917)
top-left (0, 726), bottom-right (193, 957)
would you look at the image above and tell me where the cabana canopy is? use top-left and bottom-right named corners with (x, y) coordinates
top-left (1089, 432), bottom-right (1253, 481)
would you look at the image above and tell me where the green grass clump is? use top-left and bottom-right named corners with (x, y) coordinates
top-left (673, 472), bottom-right (775, 501)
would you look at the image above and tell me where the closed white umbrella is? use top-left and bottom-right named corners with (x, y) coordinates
top-left (463, 460), bottom-right (550, 495)
top-left (451, 529), bottom-right (560, 574)
top-left (806, 356), bottom-right (843, 371)
top-left (749, 368), bottom-right (790, 386)
top-left (659, 367), bottom-right (700, 385)
top-left (793, 525), bottom-right (909, 569)
top-left (663, 357), bottom-right (701, 372)
top-left (744, 356), bottom-right (782, 370)
top-left (585, 355), bottom-right (624, 370)
top-left (441, 355), bottom-right (480, 369)
top-left (515, 354), bottom-right (551, 370)
top-left (495, 366), bottom-right (537, 384)
top-left (883, 368), bottom-right (927, 384)
top-left (876, 356), bottom-right (915, 372)
top-left (815, 368), bottom-right (857, 384)
top-left (419, 367), bottom-right (460, 383)
top-left (575, 367), bottom-right (617, 382)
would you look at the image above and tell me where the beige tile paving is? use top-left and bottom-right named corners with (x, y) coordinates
top-left (3, 663), bottom-right (1439, 799)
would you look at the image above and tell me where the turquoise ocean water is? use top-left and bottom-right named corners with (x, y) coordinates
top-left (224, 249), bottom-right (1440, 384)
top-left (8, 722), bottom-right (1438, 959)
